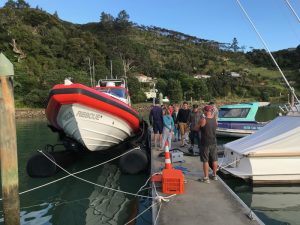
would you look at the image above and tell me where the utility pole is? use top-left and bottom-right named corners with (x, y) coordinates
top-left (110, 60), bottom-right (113, 79)
top-left (0, 53), bottom-right (20, 225)
top-left (88, 57), bottom-right (92, 87)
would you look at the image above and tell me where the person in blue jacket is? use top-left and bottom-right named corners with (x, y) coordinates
top-left (161, 107), bottom-right (175, 151)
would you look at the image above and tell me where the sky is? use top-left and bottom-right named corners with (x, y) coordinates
top-left (1, 0), bottom-right (300, 51)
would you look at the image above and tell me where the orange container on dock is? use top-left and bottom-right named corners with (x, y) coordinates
top-left (162, 169), bottom-right (184, 194)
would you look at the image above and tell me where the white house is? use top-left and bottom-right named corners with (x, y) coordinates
top-left (193, 74), bottom-right (211, 79)
top-left (135, 74), bottom-right (153, 83)
top-left (230, 72), bottom-right (241, 77)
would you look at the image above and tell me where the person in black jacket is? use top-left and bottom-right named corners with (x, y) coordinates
top-left (176, 102), bottom-right (190, 147)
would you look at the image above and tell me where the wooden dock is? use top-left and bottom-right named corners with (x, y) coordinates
top-left (151, 141), bottom-right (264, 225)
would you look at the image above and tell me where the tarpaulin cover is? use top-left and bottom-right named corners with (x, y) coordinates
top-left (224, 116), bottom-right (300, 155)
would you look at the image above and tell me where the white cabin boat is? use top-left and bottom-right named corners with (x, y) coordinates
top-left (220, 114), bottom-right (300, 184)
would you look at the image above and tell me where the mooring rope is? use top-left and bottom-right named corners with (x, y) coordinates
top-left (124, 201), bottom-right (159, 225)
top-left (123, 171), bottom-right (176, 225)
top-left (22, 147), bottom-right (138, 194)
top-left (218, 154), bottom-right (244, 170)
top-left (37, 150), bottom-right (157, 199)
top-left (0, 147), bottom-right (140, 201)
top-left (41, 151), bottom-right (177, 225)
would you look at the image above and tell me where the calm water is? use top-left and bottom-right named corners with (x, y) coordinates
top-left (0, 119), bottom-right (151, 225)
top-left (218, 104), bottom-right (300, 225)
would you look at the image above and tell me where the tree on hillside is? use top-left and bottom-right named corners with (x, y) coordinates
top-left (156, 78), bottom-right (167, 96)
top-left (167, 79), bottom-right (183, 103)
top-left (231, 37), bottom-right (239, 52)
top-left (4, 0), bottom-right (16, 8)
top-left (127, 76), bottom-right (146, 103)
top-left (100, 12), bottom-right (114, 29)
top-left (115, 10), bottom-right (131, 31)
top-left (16, 0), bottom-right (30, 8)
top-left (193, 79), bottom-right (208, 101)
top-left (53, 11), bottom-right (59, 18)
top-left (116, 10), bottom-right (129, 22)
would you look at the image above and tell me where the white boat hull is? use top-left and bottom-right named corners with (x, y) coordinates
top-left (216, 128), bottom-right (254, 138)
top-left (57, 104), bottom-right (134, 151)
top-left (220, 150), bottom-right (300, 184)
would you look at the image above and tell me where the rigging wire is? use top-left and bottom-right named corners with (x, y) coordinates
top-left (235, 0), bottom-right (300, 104)
top-left (285, 0), bottom-right (300, 23)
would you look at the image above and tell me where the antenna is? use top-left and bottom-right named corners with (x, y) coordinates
top-left (88, 57), bottom-right (93, 87)
top-left (236, 0), bottom-right (299, 104)
top-left (92, 60), bottom-right (95, 87)
top-left (110, 60), bottom-right (113, 79)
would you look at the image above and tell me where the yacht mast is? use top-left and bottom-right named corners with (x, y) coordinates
top-left (236, 0), bottom-right (299, 105)
top-left (284, 0), bottom-right (300, 23)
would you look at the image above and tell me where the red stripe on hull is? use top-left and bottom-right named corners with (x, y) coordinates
top-left (46, 84), bottom-right (141, 133)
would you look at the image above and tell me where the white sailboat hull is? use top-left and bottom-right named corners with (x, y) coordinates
top-left (220, 150), bottom-right (300, 184)
top-left (57, 104), bottom-right (134, 151)
top-left (216, 128), bottom-right (254, 138)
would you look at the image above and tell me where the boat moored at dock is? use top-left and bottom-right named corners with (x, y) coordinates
top-left (217, 102), bottom-right (270, 138)
top-left (220, 115), bottom-right (300, 184)
top-left (46, 78), bottom-right (142, 152)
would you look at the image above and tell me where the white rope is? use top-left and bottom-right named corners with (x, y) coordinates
top-left (124, 201), bottom-right (159, 225)
top-left (236, 0), bottom-right (299, 104)
top-left (154, 202), bottom-right (162, 225)
top-left (285, 0), bottom-right (300, 23)
top-left (136, 172), bottom-right (161, 195)
top-left (219, 155), bottom-right (244, 170)
top-left (38, 150), bottom-right (156, 199)
top-left (0, 147), bottom-right (141, 201)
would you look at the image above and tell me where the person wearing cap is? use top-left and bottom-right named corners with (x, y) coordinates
top-left (149, 99), bottom-right (163, 150)
top-left (209, 101), bottom-right (218, 120)
top-left (197, 105), bottom-right (218, 184)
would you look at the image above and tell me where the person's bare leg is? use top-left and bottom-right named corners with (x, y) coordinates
top-left (154, 133), bottom-right (158, 148)
top-left (212, 161), bottom-right (218, 176)
top-left (203, 162), bottom-right (209, 178)
top-left (159, 134), bottom-right (163, 149)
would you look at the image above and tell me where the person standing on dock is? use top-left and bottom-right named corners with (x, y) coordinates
top-left (149, 99), bottom-right (163, 150)
top-left (188, 104), bottom-right (202, 154)
top-left (161, 108), bottom-right (174, 151)
top-left (197, 105), bottom-right (218, 183)
top-left (172, 105), bottom-right (180, 142)
top-left (176, 102), bottom-right (190, 147)
top-left (209, 101), bottom-right (218, 121)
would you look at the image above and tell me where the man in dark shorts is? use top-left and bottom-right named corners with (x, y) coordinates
top-left (197, 105), bottom-right (218, 183)
top-left (149, 99), bottom-right (163, 149)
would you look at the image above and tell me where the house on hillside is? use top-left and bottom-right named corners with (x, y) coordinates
top-left (230, 72), bottom-right (241, 78)
top-left (135, 74), bottom-right (153, 83)
top-left (193, 74), bottom-right (211, 79)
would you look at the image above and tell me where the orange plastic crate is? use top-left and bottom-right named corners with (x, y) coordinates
top-left (162, 169), bottom-right (184, 194)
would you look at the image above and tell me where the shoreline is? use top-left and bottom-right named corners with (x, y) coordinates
top-left (15, 108), bottom-right (46, 119)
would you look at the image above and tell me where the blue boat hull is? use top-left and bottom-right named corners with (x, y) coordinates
top-left (217, 121), bottom-right (267, 138)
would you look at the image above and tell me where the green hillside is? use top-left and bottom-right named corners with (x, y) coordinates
top-left (0, 0), bottom-right (299, 107)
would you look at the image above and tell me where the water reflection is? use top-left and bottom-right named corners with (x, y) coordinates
top-left (0, 119), bottom-right (149, 225)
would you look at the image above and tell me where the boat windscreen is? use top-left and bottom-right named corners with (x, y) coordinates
top-left (98, 88), bottom-right (126, 98)
top-left (219, 108), bottom-right (250, 118)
